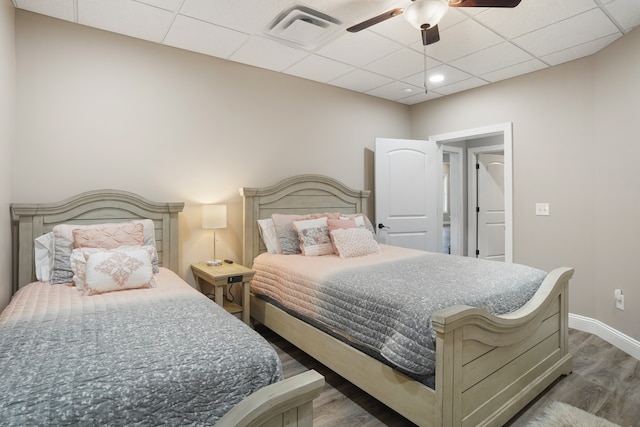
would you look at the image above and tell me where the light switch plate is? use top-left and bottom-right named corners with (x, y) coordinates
top-left (535, 203), bottom-right (550, 216)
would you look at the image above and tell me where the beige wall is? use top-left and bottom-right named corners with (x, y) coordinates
top-left (592, 31), bottom-right (640, 337)
top-left (13, 10), bottom-right (409, 285)
top-left (0, 1), bottom-right (15, 311)
top-left (410, 29), bottom-right (640, 340)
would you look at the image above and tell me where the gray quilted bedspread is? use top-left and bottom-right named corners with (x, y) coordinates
top-left (251, 246), bottom-right (547, 377)
top-left (0, 269), bottom-right (282, 426)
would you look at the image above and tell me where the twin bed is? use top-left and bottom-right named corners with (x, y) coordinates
top-left (4, 189), bottom-right (322, 426)
top-left (3, 175), bottom-right (574, 427)
top-left (241, 174), bottom-right (574, 427)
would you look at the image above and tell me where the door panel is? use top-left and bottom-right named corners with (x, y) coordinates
top-left (477, 153), bottom-right (505, 261)
top-left (375, 138), bottom-right (440, 252)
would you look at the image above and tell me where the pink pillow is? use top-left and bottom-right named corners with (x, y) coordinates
top-left (73, 222), bottom-right (144, 249)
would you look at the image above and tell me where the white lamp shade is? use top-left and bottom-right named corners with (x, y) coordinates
top-left (202, 204), bottom-right (227, 229)
top-left (403, 0), bottom-right (449, 30)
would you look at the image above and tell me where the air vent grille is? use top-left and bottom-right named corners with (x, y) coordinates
top-left (265, 5), bottom-right (342, 50)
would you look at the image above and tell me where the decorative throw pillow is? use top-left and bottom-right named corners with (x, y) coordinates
top-left (83, 246), bottom-right (156, 296)
top-left (70, 247), bottom-right (103, 292)
top-left (340, 213), bottom-right (376, 235)
top-left (330, 227), bottom-right (381, 258)
top-left (271, 214), bottom-right (308, 255)
top-left (272, 213), bottom-right (342, 255)
top-left (257, 218), bottom-right (279, 254)
top-left (71, 245), bottom-right (156, 292)
top-left (72, 222), bottom-right (144, 249)
top-left (293, 217), bottom-right (333, 256)
top-left (326, 218), bottom-right (359, 255)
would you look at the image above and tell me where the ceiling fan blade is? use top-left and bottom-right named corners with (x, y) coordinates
top-left (346, 8), bottom-right (403, 33)
top-left (421, 25), bottom-right (440, 46)
top-left (448, 0), bottom-right (520, 7)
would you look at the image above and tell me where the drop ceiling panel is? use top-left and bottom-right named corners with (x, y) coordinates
top-left (328, 69), bottom-right (394, 93)
top-left (603, 0), bottom-right (640, 32)
top-left (450, 42), bottom-right (534, 76)
top-left (403, 64), bottom-right (471, 90)
top-left (164, 15), bottom-right (249, 59)
top-left (316, 30), bottom-right (402, 68)
top-left (481, 58), bottom-right (547, 82)
top-left (14, 0), bottom-right (74, 21)
top-left (425, 19), bottom-right (504, 63)
top-left (474, 0), bottom-right (597, 39)
top-left (435, 77), bottom-right (488, 95)
top-left (179, 0), bottom-right (279, 34)
top-left (229, 36), bottom-right (309, 72)
top-left (541, 33), bottom-right (621, 66)
top-left (77, 0), bottom-right (174, 43)
top-left (364, 47), bottom-right (426, 80)
top-left (137, 0), bottom-right (182, 12)
top-left (514, 8), bottom-right (620, 58)
top-left (284, 54), bottom-right (355, 83)
top-left (367, 80), bottom-right (424, 101)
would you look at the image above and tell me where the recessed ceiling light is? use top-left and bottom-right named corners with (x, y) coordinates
top-left (429, 74), bottom-right (444, 83)
top-left (403, 87), bottom-right (414, 93)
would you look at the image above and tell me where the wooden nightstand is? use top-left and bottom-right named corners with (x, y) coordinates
top-left (191, 262), bottom-right (255, 325)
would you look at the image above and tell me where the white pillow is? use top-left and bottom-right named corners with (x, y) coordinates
top-left (257, 218), bottom-right (279, 254)
top-left (34, 232), bottom-right (54, 281)
top-left (81, 246), bottom-right (156, 296)
top-left (330, 227), bottom-right (380, 258)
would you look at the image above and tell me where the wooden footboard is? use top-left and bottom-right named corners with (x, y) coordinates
top-left (251, 267), bottom-right (573, 427)
top-left (431, 267), bottom-right (574, 427)
top-left (214, 370), bottom-right (324, 427)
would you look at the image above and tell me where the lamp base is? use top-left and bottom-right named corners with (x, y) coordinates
top-left (206, 260), bottom-right (222, 266)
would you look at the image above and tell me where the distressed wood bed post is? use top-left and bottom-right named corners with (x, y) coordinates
top-left (240, 187), bottom-right (258, 268)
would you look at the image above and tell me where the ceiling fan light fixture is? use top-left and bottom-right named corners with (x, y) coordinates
top-left (403, 0), bottom-right (449, 30)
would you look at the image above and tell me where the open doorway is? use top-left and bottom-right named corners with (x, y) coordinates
top-left (430, 123), bottom-right (513, 262)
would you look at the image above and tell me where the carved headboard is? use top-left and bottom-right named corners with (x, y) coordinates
top-left (239, 174), bottom-right (370, 267)
top-left (11, 189), bottom-right (184, 293)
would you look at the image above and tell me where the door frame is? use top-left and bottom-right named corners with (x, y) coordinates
top-left (429, 123), bottom-right (513, 263)
top-left (442, 145), bottom-right (464, 256)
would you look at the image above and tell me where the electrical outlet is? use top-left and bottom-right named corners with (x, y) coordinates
top-left (535, 203), bottom-right (550, 216)
top-left (615, 289), bottom-right (624, 310)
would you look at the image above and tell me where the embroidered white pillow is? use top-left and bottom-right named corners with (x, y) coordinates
top-left (330, 227), bottom-right (380, 258)
top-left (293, 217), bottom-right (333, 256)
top-left (83, 246), bottom-right (156, 296)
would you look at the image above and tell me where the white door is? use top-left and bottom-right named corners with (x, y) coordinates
top-left (375, 138), bottom-right (441, 252)
top-left (476, 153), bottom-right (505, 261)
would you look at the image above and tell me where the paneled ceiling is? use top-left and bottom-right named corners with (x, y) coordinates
top-left (13, 0), bottom-right (640, 105)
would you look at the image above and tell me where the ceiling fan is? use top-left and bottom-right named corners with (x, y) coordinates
top-left (347, 0), bottom-right (522, 46)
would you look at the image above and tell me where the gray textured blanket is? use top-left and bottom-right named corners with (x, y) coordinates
top-left (251, 247), bottom-right (546, 377)
top-left (0, 270), bottom-right (282, 426)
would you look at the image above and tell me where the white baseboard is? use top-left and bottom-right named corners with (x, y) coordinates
top-left (569, 313), bottom-right (640, 361)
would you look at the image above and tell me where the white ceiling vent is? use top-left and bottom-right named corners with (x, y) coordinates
top-left (265, 5), bottom-right (342, 50)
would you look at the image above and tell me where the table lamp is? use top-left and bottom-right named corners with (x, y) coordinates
top-left (202, 204), bottom-right (227, 266)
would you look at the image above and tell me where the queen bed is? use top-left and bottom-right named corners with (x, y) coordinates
top-left (241, 174), bottom-right (574, 427)
top-left (4, 189), bottom-right (323, 427)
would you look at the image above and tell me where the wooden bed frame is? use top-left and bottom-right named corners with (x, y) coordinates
top-left (10, 189), bottom-right (324, 427)
top-left (241, 174), bottom-right (575, 427)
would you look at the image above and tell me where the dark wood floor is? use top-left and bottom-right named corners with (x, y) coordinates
top-left (256, 326), bottom-right (640, 427)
